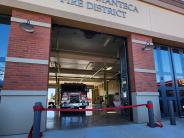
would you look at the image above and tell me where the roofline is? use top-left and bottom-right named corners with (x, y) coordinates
top-left (140, 0), bottom-right (184, 15)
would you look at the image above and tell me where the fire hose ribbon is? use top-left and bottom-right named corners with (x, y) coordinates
top-left (33, 104), bottom-right (148, 112)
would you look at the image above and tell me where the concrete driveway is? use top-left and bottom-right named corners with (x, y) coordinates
top-left (44, 118), bottom-right (184, 138)
top-left (1, 118), bottom-right (184, 138)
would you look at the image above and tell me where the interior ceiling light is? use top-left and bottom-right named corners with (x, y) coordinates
top-left (20, 20), bottom-right (35, 33)
top-left (107, 111), bottom-right (117, 114)
top-left (106, 66), bottom-right (113, 71)
top-left (104, 36), bottom-right (112, 47)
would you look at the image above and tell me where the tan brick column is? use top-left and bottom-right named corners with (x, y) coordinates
top-left (128, 33), bottom-right (160, 123)
top-left (0, 9), bottom-right (51, 135)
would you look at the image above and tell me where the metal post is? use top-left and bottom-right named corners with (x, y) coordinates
top-left (104, 69), bottom-right (108, 107)
top-left (169, 100), bottom-right (176, 125)
top-left (147, 101), bottom-right (156, 128)
top-left (33, 102), bottom-right (43, 138)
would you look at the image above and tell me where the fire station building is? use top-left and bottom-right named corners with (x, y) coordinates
top-left (0, 0), bottom-right (184, 136)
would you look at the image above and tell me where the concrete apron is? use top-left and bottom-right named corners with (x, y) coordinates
top-left (1, 118), bottom-right (184, 138)
top-left (0, 91), bottom-right (160, 136)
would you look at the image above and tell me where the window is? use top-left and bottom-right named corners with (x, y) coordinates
top-left (153, 48), bottom-right (159, 72)
top-left (160, 47), bottom-right (172, 73)
top-left (172, 49), bottom-right (183, 74)
top-left (0, 15), bottom-right (10, 89)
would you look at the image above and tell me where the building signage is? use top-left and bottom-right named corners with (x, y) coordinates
top-left (60, 0), bottom-right (139, 18)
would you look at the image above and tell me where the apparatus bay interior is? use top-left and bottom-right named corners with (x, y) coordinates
top-left (47, 24), bottom-right (131, 130)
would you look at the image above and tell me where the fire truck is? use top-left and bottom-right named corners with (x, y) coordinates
top-left (60, 83), bottom-right (89, 109)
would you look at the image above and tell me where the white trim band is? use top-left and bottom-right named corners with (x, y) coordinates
top-left (6, 57), bottom-right (49, 65)
top-left (133, 92), bottom-right (159, 96)
top-left (11, 17), bottom-right (51, 28)
top-left (0, 90), bottom-right (48, 96)
top-left (132, 39), bottom-right (153, 46)
top-left (134, 68), bottom-right (156, 74)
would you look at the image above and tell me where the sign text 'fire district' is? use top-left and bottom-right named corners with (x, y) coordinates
top-left (60, 0), bottom-right (139, 18)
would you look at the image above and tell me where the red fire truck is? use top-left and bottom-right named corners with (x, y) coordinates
top-left (60, 83), bottom-right (89, 109)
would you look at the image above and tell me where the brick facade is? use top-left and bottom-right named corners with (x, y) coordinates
top-left (128, 33), bottom-right (157, 93)
top-left (3, 62), bottom-right (48, 90)
top-left (3, 9), bottom-right (51, 90)
top-left (8, 23), bottom-right (50, 60)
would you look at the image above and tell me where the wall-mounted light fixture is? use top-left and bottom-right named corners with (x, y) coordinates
top-left (142, 42), bottom-right (154, 51)
top-left (20, 20), bottom-right (35, 33)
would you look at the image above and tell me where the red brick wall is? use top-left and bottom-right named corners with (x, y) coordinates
top-left (3, 62), bottom-right (48, 90)
top-left (7, 23), bottom-right (50, 60)
top-left (128, 33), bottom-right (157, 92)
top-left (134, 73), bottom-right (157, 92)
top-left (3, 9), bottom-right (51, 90)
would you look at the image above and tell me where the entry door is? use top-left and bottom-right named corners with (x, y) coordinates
top-left (154, 46), bottom-right (184, 117)
top-left (171, 48), bottom-right (184, 116)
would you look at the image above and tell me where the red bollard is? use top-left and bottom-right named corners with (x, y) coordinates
top-left (146, 101), bottom-right (156, 128)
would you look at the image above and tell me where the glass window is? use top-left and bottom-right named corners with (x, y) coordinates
top-left (176, 76), bottom-right (184, 88)
top-left (156, 75), bottom-right (161, 86)
top-left (163, 75), bottom-right (173, 87)
top-left (179, 90), bottom-right (184, 97)
top-left (160, 47), bottom-right (172, 73)
top-left (181, 99), bottom-right (184, 112)
top-left (166, 90), bottom-right (175, 97)
top-left (172, 49), bottom-right (183, 74)
top-left (0, 15), bottom-right (10, 89)
top-left (0, 24), bottom-right (9, 58)
top-left (153, 48), bottom-right (159, 72)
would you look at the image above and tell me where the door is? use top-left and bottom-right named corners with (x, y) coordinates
top-left (119, 41), bottom-right (130, 119)
top-left (171, 48), bottom-right (184, 116)
top-left (154, 46), bottom-right (184, 117)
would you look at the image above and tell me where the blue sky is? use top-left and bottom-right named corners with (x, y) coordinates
top-left (0, 24), bottom-right (10, 59)
top-left (0, 23), bottom-right (10, 83)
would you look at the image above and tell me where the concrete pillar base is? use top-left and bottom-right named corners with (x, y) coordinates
top-left (0, 90), bottom-right (47, 136)
top-left (131, 92), bottom-right (161, 123)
